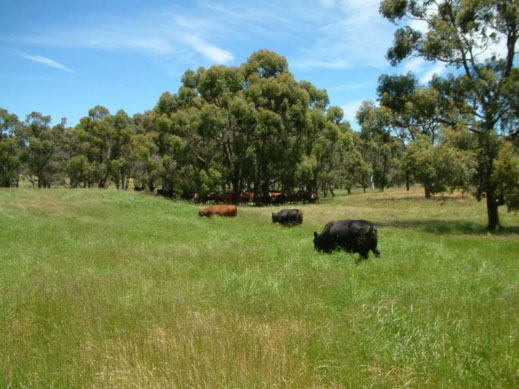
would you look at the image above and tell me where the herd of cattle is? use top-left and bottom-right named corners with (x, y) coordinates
top-left (198, 204), bottom-right (380, 260)
top-left (193, 190), bottom-right (320, 205)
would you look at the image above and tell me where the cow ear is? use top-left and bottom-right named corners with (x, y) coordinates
top-left (313, 232), bottom-right (318, 238)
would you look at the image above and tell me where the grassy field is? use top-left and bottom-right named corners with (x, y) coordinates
top-left (1, 187), bottom-right (518, 388)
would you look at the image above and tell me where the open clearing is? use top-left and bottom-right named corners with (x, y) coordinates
top-left (1, 188), bottom-right (518, 387)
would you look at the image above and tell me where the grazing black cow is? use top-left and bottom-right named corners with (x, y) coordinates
top-left (157, 187), bottom-right (174, 198)
top-left (313, 220), bottom-right (380, 259)
top-left (272, 209), bottom-right (303, 226)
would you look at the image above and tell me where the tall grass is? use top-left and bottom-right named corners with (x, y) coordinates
top-left (1, 188), bottom-right (518, 387)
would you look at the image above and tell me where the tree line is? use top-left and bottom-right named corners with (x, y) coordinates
top-left (1, 51), bottom-right (360, 202)
top-left (2, 0), bottom-right (519, 230)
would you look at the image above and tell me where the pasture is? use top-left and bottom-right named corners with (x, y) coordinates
top-left (1, 187), bottom-right (518, 387)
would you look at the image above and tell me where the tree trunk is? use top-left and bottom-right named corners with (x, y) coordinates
top-left (486, 192), bottom-right (502, 231)
top-left (380, 163), bottom-right (387, 192)
top-left (232, 176), bottom-right (240, 205)
top-left (424, 185), bottom-right (431, 199)
top-left (406, 170), bottom-right (410, 191)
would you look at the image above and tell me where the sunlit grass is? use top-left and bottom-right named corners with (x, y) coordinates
top-left (1, 187), bottom-right (518, 387)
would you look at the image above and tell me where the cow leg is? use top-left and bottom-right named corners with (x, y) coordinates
top-left (359, 249), bottom-right (369, 260)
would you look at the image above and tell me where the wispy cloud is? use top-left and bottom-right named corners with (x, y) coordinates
top-left (291, 0), bottom-right (398, 70)
top-left (17, 51), bottom-right (74, 73)
top-left (342, 99), bottom-right (364, 125)
top-left (11, 0), bottom-right (396, 71)
top-left (292, 58), bottom-right (350, 70)
top-left (420, 63), bottom-right (446, 84)
top-left (403, 58), bottom-right (426, 74)
top-left (15, 8), bottom-right (235, 66)
top-left (182, 35), bottom-right (234, 64)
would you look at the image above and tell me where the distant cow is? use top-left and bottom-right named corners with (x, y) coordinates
top-left (269, 191), bottom-right (287, 205)
top-left (295, 190), bottom-right (320, 203)
top-left (199, 205), bottom-right (237, 217)
top-left (157, 188), bottom-right (174, 198)
top-left (239, 191), bottom-right (252, 203)
top-left (313, 220), bottom-right (380, 259)
top-left (272, 209), bottom-right (303, 226)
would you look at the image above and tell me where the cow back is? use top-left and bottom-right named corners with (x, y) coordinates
top-left (199, 205), bottom-right (237, 217)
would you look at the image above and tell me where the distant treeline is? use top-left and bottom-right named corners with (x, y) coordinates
top-left (0, 50), bottom-right (395, 203)
top-left (1, 49), bottom-right (518, 223)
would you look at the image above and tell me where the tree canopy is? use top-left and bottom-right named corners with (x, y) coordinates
top-left (379, 0), bottom-right (519, 229)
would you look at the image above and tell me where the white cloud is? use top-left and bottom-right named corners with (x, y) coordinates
top-left (341, 99), bottom-right (364, 124)
top-left (409, 18), bottom-right (429, 33)
top-left (403, 58), bottom-right (425, 74)
top-left (292, 58), bottom-right (350, 70)
top-left (182, 35), bottom-right (234, 64)
top-left (419, 62), bottom-right (445, 84)
top-left (292, 0), bottom-right (397, 70)
top-left (17, 51), bottom-right (74, 73)
top-left (13, 0), bottom-right (396, 71)
top-left (15, 8), bottom-right (235, 65)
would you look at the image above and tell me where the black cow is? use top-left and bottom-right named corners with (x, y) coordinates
top-left (272, 209), bottom-right (303, 226)
top-left (313, 220), bottom-right (380, 259)
top-left (157, 188), bottom-right (174, 198)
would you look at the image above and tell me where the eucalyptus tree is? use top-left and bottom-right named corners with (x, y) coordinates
top-left (380, 0), bottom-right (519, 228)
top-left (0, 108), bottom-right (23, 187)
top-left (356, 101), bottom-right (404, 191)
top-left (74, 106), bottom-right (114, 188)
top-left (402, 133), bottom-right (475, 198)
top-left (153, 50), bottom-right (335, 203)
top-left (146, 50), bottom-right (351, 201)
top-left (19, 112), bottom-right (64, 188)
top-left (243, 50), bottom-right (336, 199)
top-left (109, 109), bottom-right (135, 190)
top-left (130, 131), bottom-right (161, 192)
top-left (196, 64), bottom-right (254, 201)
top-left (152, 71), bottom-right (225, 197)
top-left (303, 106), bottom-right (353, 195)
top-left (73, 106), bottom-right (135, 189)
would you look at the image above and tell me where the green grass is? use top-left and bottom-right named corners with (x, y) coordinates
top-left (1, 187), bottom-right (518, 388)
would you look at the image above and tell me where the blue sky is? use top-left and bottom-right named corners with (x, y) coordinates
top-left (1, 0), bottom-right (448, 128)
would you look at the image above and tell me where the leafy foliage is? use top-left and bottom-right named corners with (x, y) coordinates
top-left (379, 0), bottom-right (519, 229)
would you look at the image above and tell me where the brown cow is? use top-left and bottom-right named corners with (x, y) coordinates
top-left (295, 190), bottom-right (320, 203)
top-left (309, 192), bottom-right (320, 203)
top-left (269, 191), bottom-right (287, 204)
top-left (239, 191), bottom-right (252, 203)
top-left (217, 192), bottom-right (233, 204)
top-left (199, 205), bottom-right (237, 217)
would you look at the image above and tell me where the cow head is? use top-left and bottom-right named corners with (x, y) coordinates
top-left (313, 231), bottom-right (322, 251)
top-left (199, 209), bottom-right (211, 217)
top-left (357, 231), bottom-right (367, 245)
top-left (272, 213), bottom-right (278, 223)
